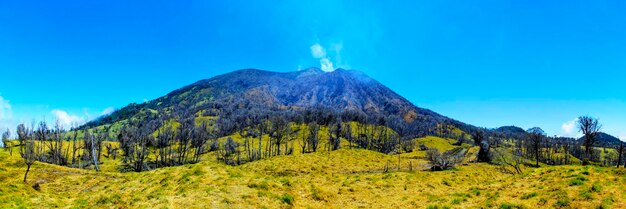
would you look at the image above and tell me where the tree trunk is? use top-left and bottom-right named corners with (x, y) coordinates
top-left (618, 143), bottom-right (624, 168)
top-left (92, 139), bottom-right (100, 171)
top-left (535, 144), bottom-right (540, 167)
top-left (23, 164), bottom-right (31, 183)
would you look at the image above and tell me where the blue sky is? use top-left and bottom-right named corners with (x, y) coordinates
top-left (0, 0), bottom-right (625, 139)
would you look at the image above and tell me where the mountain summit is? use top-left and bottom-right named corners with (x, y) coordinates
top-left (84, 68), bottom-right (475, 136)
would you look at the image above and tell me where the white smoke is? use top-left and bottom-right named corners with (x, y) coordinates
top-left (310, 43), bottom-right (335, 72)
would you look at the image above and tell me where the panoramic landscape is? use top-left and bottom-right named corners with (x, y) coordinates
top-left (1, 1), bottom-right (626, 209)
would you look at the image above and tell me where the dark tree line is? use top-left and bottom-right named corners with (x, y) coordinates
top-left (479, 116), bottom-right (626, 170)
top-left (117, 114), bottom-right (218, 171)
top-left (12, 120), bottom-right (111, 181)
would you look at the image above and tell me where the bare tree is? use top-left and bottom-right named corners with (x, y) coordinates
top-left (577, 116), bottom-right (601, 163)
top-left (617, 142), bottom-right (624, 168)
top-left (307, 122), bottom-right (320, 152)
top-left (2, 128), bottom-right (11, 156)
top-left (70, 130), bottom-right (81, 166)
top-left (82, 131), bottom-right (98, 170)
top-left (327, 120), bottom-right (342, 151)
top-left (218, 137), bottom-right (240, 165)
top-left (18, 124), bottom-right (36, 183)
top-left (426, 148), bottom-right (462, 171)
top-left (191, 123), bottom-right (211, 163)
top-left (527, 127), bottom-right (546, 167)
top-left (493, 148), bottom-right (524, 174)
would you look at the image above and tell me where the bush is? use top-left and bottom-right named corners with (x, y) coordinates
top-left (499, 203), bottom-right (525, 209)
top-left (280, 193), bottom-right (294, 205)
top-left (569, 175), bottom-right (587, 186)
top-left (590, 182), bottom-right (602, 192)
top-left (569, 179), bottom-right (585, 186)
top-left (426, 148), bottom-right (462, 171)
top-left (554, 198), bottom-right (569, 208)
top-left (521, 192), bottom-right (538, 200)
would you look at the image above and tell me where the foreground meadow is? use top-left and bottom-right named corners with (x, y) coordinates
top-left (1, 138), bottom-right (625, 209)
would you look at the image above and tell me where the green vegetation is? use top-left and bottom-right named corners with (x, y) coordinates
top-left (1, 138), bottom-right (625, 208)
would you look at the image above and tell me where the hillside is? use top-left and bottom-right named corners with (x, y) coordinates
top-left (81, 68), bottom-right (478, 138)
top-left (1, 142), bottom-right (624, 208)
top-left (578, 132), bottom-right (623, 147)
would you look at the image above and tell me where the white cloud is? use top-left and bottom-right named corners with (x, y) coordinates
top-left (100, 107), bottom-right (115, 116)
top-left (0, 96), bottom-right (12, 121)
top-left (51, 109), bottom-right (86, 129)
top-left (0, 96), bottom-right (14, 133)
top-left (560, 118), bottom-right (578, 137)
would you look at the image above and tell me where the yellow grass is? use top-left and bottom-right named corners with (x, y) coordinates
top-left (1, 140), bottom-right (625, 208)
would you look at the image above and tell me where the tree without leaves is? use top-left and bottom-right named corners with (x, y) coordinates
top-left (218, 137), bottom-right (240, 165)
top-left (425, 148), bottom-right (462, 171)
top-left (493, 148), bottom-right (524, 174)
top-left (327, 120), bottom-right (342, 151)
top-left (2, 128), bottom-right (11, 156)
top-left (191, 122), bottom-right (211, 163)
top-left (617, 142), bottom-right (624, 168)
top-left (17, 124), bottom-right (36, 183)
top-left (527, 127), bottom-right (546, 167)
top-left (307, 122), bottom-right (320, 152)
top-left (577, 116), bottom-right (601, 163)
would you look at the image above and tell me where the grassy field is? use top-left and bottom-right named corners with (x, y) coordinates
top-left (1, 137), bottom-right (625, 209)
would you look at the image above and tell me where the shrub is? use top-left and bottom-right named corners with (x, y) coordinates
top-left (426, 148), bottom-right (462, 171)
top-left (579, 190), bottom-right (592, 200)
top-left (569, 179), bottom-right (584, 186)
top-left (499, 203), bottom-right (525, 209)
top-left (521, 192), bottom-right (538, 200)
top-left (280, 193), bottom-right (294, 205)
top-left (590, 182), bottom-right (602, 192)
top-left (554, 198), bottom-right (569, 208)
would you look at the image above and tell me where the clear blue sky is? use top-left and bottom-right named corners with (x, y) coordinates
top-left (0, 0), bottom-right (625, 139)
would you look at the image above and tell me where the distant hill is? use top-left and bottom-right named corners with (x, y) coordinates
top-left (81, 68), bottom-right (481, 137)
top-left (577, 132), bottom-right (623, 147)
top-left (494, 126), bottom-right (527, 139)
top-left (495, 126), bottom-right (526, 134)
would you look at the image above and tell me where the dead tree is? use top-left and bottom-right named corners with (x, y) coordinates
top-left (577, 116), bottom-right (601, 163)
top-left (328, 120), bottom-right (342, 151)
top-left (426, 148), bottom-right (462, 171)
top-left (617, 142), bottom-right (624, 168)
top-left (18, 124), bottom-right (36, 183)
top-left (307, 122), bottom-right (320, 152)
top-left (527, 127), bottom-right (546, 167)
top-left (493, 148), bottom-right (524, 174)
top-left (2, 128), bottom-right (11, 156)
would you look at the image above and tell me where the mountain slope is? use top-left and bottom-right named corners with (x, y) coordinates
top-left (83, 68), bottom-right (478, 137)
top-left (577, 132), bottom-right (623, 147)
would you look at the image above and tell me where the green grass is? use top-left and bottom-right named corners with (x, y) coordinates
top-left (1, 137), bottom-right (625, 208)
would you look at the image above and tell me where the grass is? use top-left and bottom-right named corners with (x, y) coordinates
top-left (1, 141), bottom-right (625, 208)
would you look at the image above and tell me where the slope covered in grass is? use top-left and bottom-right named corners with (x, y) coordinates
top-left (1, 144), bottom-right (625, 209)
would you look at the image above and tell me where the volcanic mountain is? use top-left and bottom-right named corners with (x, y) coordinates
top-left (83, 68), bottom-right (477, 136)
